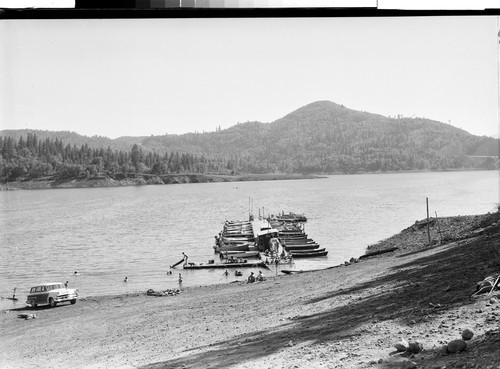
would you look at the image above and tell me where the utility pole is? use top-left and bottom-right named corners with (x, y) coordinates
top-left (435, 211), bottom-right (443, 244)
top-left (426, 197), bottom-right (431, 246)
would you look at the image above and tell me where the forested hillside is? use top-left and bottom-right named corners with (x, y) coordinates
top-left (141, 101), bottom-right (499, 173)
top-left (0, 101), bottom-right (498, 183)
top-left (0, 129), bottom-right (144, 152)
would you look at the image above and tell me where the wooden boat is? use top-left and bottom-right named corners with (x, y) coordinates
top-left (290, 250), bottom-right (328, 257)
top-left (225, 220), bottom-right (251, 225)
top-left (220, 235), bottom-right (255, 242)
top-left (281, 268), bottom-right (329, 274)
top-left (223, 228), bottom-right (253, 233)
top-left (221, 234), bottom-right (255, 240)
top-left (281, 239), bottom-right (316, 244)
top-left (284, 244), bottom-right (320, 250)
top-left (281, 269), bottom-right (309, 274)
top-left (218, 240), bottom-right (252, 247)
top-left (214, 244), bottom-right (252, 252)
top-left (220, 251), bottom-right (259, 259)
top-left (289, 248), bottom-right (326, 254)
top-left (278, 232), bottom-right (307, 237)
top-left (222, 223), bottom-right (252, 229)
top-left (183, 261), bottom-right (268, 269)
top-left (275, 212), bottom-right (307, 222)
top-left (279, 234), bottom-right (309, 239)
top-left (223, 232), bottom-right (253, 237)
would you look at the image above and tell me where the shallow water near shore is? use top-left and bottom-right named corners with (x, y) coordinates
top-left (0, 170), bottom-right (498, 310)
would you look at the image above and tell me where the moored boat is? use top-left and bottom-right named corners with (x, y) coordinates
top-left (290, 250), bottom-right (328, 257)
top-left (281, 238), bottom-right (316, 244)
top-left (284, 244), bottom-right (320, 250)
top-left (214, 244), bottom-right (257, 253)
top-left (220, 250), bottom-right (260, 259)
top-left (289, 247), bottom-right (326, 254)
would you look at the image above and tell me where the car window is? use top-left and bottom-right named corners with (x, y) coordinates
top-left (30, 287), bottom-right (36, 293)
top-left (35, 287), bottom-right (42, 292)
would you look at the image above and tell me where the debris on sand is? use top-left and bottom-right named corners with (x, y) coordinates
top-left (17, 313), bottom-right (37, 320)
top-left (146, 289), bottom-right (181, 297)
top-left (472, 273), bottom-right (500, 297)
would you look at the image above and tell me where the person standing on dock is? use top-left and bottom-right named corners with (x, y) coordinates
top-left (182, 252), bottom-right (188, 266)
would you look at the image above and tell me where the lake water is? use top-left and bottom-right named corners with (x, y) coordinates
top-left (0, 170), bottom-right (498, 310)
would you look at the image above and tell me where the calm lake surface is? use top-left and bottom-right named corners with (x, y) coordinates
top-left (1, 171), bottom-right (498, 310)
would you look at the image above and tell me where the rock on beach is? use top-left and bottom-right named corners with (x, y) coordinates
top-left (394, 339), bottom-right (409, 352)
top-left (447, 339), bottom-right (467, 353)
top-left (461, 328), bottom-right (474, 341)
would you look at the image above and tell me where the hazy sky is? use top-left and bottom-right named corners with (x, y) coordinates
top-left (1, 16), bottom-right (498, 138)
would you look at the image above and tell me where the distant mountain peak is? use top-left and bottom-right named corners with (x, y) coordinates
top-left (294, 100), bottom-right (345, 112)
top-left (276, 100), bottom-right (349, 123)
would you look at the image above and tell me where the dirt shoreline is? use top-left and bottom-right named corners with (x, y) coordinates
top-left (1, 169), bottom-right (494, 191)
top-left (1, 212), bottom-right (499, 369)
top-left (0, 173), bottom-right (322, 191)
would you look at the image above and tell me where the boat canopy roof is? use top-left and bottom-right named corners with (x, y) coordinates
top-left (256, 228), bottom-right (279, 237)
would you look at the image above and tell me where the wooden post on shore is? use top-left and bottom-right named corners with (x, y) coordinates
top-left (435, 211), bottom-right (443, 244)
top-left (426, 197), bottom-right (431, 246)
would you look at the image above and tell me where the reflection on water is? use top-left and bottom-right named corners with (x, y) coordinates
top-left (0, 171), bottom-right (498, 310)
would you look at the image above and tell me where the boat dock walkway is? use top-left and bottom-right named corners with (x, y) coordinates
top-left (183, 261), bottom-right (269, 270)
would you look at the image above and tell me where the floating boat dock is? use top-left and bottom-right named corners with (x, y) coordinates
top-left (211, 209), bottom-right (328, 268)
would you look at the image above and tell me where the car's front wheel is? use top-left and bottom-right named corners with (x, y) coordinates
top-left (70, 299), bottom-right (76, 305)
top-left (49, 298), bottom-right (57, 308)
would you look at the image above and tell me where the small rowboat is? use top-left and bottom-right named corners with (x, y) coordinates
top-left (220, 251), bottom-right (259, 259)
top-left (290, 250), bottom-right (328, 258)
top-left (281, 239), bottom-right (316, 244)
top-left (214, 244), bottom-right (257, 252)
top-left (284, 244), bottom-right (320, 250)
top-left (289, 248), bottom-right (326, 254)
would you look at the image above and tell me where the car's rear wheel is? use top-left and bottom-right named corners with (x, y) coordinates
top-left (70, 299), bottom-right (76, 305)
top-left (49, 298), bottom-right (57, 308)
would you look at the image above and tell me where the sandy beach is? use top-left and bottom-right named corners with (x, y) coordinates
top-left (1, 211), bottom-right (499, 369)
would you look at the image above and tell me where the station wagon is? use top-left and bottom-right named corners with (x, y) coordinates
top-left (26, 283), bottom-right (79, 308)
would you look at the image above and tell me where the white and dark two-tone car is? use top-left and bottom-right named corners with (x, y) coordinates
top-left (26, 283), bottom-right (79, 308)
